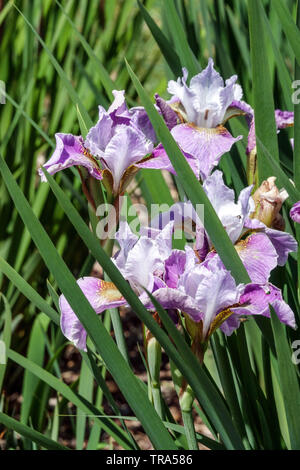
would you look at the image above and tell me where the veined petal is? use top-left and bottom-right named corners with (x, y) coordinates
top-left (275, 109), bottom-right (294, 129)
top-left (164, 250), bottom-right (187, 288)
top-left (107, 90), bottom-right (131, 125)
top-left (171, 124), bottom-right (242, 180)
top-left (85, 107), bottom-right (114, 156)
top-left (155, 94), bottom-right (179, 130)
top-left (168, 60), bottom-right (244, 128)
top-left (244, 218), bottom-right (298, 265)
top-left (264, 227), bottom-right (298, 265)
top-left (193, 263), bottom-right (242, 337)
top-left (114, 221), bottom-right (139, 270)
top-left (124, 237), bottom-right (164, 293)
top-left (167, 67), bottom-right (199, 124)
top-left (233, 283), bottom-right (296, 329)
top-left (148, 287), bottom-right (202, 322)
top-left (59, 277), bottom-right (126, 350)
top-left (39, 133), bottom-right (103, 181)
top-left (103, 125), bottom-right (153, 193)
top-left (225, 100), bottom-right (253, 127)
top-left (235, 232), bottom-right (278, 283)
top-left (130, 106), bottom-right (157, 142)
top-left (203, 170), bottom-right (251, 242)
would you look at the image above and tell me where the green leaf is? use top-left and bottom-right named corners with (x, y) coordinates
top-left (137, 0), bottom-right (182, 77)
top-left (7, 348), bottom-right (133, 450)
top-left (55, 0), bottom-right (115, 99)
top-left (162, 0), bottom-right (201, 76)
top-left (272, 0), bottom-right (300, 66)
top-left (248, 0), bottom-right (279, 182)
top-left (270, 307), bottom-right (300, 449)
top-left (0, 411), bottom-right (69, 450)
top-left (0, 256), bottom-right (59, 325)
top-left (0, 295), bottom-right (11, 392)
top-left (14, 4), bottom-right (93, 130)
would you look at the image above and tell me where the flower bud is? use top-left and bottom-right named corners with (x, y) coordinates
top-left (252, 177), bottom-right (288, 228)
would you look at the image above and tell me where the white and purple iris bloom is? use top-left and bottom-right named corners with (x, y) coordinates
top-left (144, 58), bottom-right (249, 181)
top-left (39, 90), bottom-right (172, 195)
top-left (59, 177), bottom-right (297, 351)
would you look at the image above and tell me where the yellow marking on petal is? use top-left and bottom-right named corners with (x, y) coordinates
top-left (80, 144), bottom-right (103, 177)
top-left (235, 238), bottom-right (248, 253)
top-left (119, 164), bottom-right (140, 195)
top-left (187, 124), bottom-right (228, 140)
top-left (209, 305), bottom-right (239, 337)
top-left (97, 280), bottom-right (124, 303)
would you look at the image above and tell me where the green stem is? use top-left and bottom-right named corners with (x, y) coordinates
top-left (181, 409), bottom-right (198, 451)
top-left (147, 335), bottom-right (164, 419)
top-left (172, 359), bottom-right (198, 450)
top-left (109, 307), bottom-right (130, 365)
top-left (179, 385), bottom-right (197, 450)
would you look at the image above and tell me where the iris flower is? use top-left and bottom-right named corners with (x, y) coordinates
top-left (39, 91), bottom-right (166, 195)
top-left (59, 220), bottom-right (175, 350)
top-left (147, 59), bottom-right (249, 180)
top-left (59, 200), bottom-right (296, 351)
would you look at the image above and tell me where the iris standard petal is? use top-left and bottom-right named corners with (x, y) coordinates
top-left (103, 124), bottom-right (153, 193)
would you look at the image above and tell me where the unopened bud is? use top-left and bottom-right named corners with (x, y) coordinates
top-left (252, 177), bottom-right (288, 228)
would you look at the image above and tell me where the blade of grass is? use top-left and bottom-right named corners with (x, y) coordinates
top-left (270, 307), bottom-right (300, 449)
top-left (7, 348), bottom-right (134, 450)
top-left (137, 0), bottom-right (182, 77)
top-left (0, 411), bottom-right (69, 450)
top-left (248, 0), bottom-right (279, 182)
top-left (0, 295), bottom-right (12, 393)
top-left (272, 0), bottom-right (300, 65)
top-left (14, 4), bottom-right (93, 129)
top-left (162, 0), bottom-right (201, 76)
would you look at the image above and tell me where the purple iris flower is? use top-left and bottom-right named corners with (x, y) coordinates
top-left (144, 59), bottom-right (250, 180)
top-left (290, 201), bottom-right (300, 224)
top-left (59, 197), bottom-right (297, 351)
top-left (59, 220), bottom-right (175, 350)
top-left (39, 90), bottom-right (162, 195)
top-left (146, 170), bottom-right (297, 283)
top-left (146, 251), bottom-right (296, 341)
top-left (202, 171), bottom-right (297, 276)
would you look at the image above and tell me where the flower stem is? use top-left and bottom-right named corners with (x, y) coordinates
top-left (147, 334), bottom-right (164, 419)
top-left (179, 385), bottom-right (198, 450)
top-left (171, 361), bottom-right (198, 450)
top-left (109, 307), bottom-right (130, 365)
